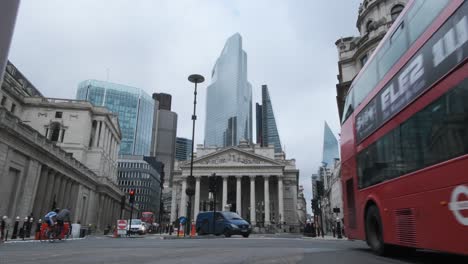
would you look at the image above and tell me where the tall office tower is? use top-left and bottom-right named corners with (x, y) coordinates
top-left (154, 93), bottom-right (172, 111)
top-left (256, 85), bottom-right (282, 153)
top-left (0, 0), bottom-right (20, 83)
top-left (322, 121), bottom-right (339, 167)
top-left (150, 93), bottom-right (177, 188)
top-left (175, 137), bottom-right (192, 161)
top-left (204, 33), bottom-right (253, 147)
top-left (77, 80), bottom-right (154, 156)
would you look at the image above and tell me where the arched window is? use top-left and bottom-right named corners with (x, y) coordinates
top-left (391, 4), bottom-right (405, 21)
top-left (366, 20), bottom-right (373, 33)
top-left (49, 122), bottom-right (61, 142)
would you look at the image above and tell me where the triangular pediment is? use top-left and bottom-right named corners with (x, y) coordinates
top-left (181, 147), bottom-right (283, 167)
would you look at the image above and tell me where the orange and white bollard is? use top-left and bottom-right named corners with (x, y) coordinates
top-left (178, 224), bottom-right (184, 236)
top-left (190, 223), bottom-right (196, 237)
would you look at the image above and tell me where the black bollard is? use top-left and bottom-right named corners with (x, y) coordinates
top-left (336, 219), bottom-right (342, 239)
top-left (0, 217), bottom-right (5, 241)
top-left (36, 220), bottom-right (42, 240)
top-left (26, 218), bottom-right (33, 238)
top-left (11, 217), bottom-right (19, 239)
top-left (20, 218), bottom-right (28, 240)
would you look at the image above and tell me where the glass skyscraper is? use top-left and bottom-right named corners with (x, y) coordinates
top-left (322, 121), bottom-right (340, 167)
top-left (204, 33), bottom-right (253, 147)
top-left (76, 80), bottom-right (154, 155)
top-left (256, 85), bottom-right (282, 153)
top-left (175, 137), bottom-right (192, 161)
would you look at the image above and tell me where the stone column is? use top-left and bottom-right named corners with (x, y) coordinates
top-left (104, 129), bottom-right (109, 153)
top-left (179, 178), bottom-right (187, 217)
top-left (250, 176), bottom-right (256, 226)
top-left (58, 175), bottom-right (67, 208)
top-left (63, 179), bottom-right (72, 209)
top-left (96, 194), bottom-right (104, 229)
top-left (170, 184), bottom-right (177, 222)
top-left (194, 176), bottom-right (201, 219)
top-left (93, 121), bottom-right (99, 147)
top-left (236, 176), bottom-right (242, 216)
top-left (264, 176), bottom-right (270, 225)
top-left (42, 170), bottom-right (57, 212)
top-left (222, 176), bottom-right (228, 210)
top-left (33, 166), bottom-right (49, 218)
top-left (58, 129), bottom-right (64, 143)
top-left (53, 174), bottom-right (63, 209)
top-left (278, 177), bottom-right (284, 223)
top-left (99, 122), bottom-right (106, 148)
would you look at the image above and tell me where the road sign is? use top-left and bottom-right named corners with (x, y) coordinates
top-left (117, 219), bottom-right (127, 235)
top-left (179, 216), bottom-right (187, 225)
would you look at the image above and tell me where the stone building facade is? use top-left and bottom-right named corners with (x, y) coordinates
top-left (171, 142), bottom-right (300, 232)
top-left (335, 0), bottom-right (408, 120)
top-left (0, 62), bottom-right (127, 230)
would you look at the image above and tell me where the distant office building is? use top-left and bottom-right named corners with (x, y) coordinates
top-left (256, 85), bottom-right (282, 153)
top-left (204, 33), bottom-right (253, 147)
top-left (150, 93), bottom-right (177, 187)
top-left (176, 137), bottom-right (192, 161)
top-left (322, 122), bottom-right (339, 168)
top-left (154, 93), bottom-right (172, 111)
top-left (117, 156), bottom-right (162, 213)
top-left (76, 80), bottom-right (154, 156)
top-left (149, 93), bottom-right (177, 224)
top-left (0, 1), bottom-right (20, 82)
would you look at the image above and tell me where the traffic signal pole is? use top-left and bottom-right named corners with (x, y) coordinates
top-left (128, 190), bottom-right (135, 236)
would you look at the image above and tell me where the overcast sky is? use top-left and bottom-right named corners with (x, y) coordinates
top-left (9, 0), bottom-right (362, 213)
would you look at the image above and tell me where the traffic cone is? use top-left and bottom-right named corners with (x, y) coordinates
top-left (113, 228), bottom-right (118, 238)
top-left (178, 224), bottom-right (184, 236)
top-left (190, 223), bottom-right (196, 237)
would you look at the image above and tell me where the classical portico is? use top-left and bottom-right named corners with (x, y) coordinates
top-left (171, 144), bottom-right (299, 231)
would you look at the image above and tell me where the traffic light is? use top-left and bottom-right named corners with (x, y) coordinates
top-left (316, 181), bottom-right (324, 198)
top-left (311, 199), bottom-right (318, 213)
top-left (208, 173), bottom-right (217, 193)
top-left (120, 195), bottom-right (126, 210)
top-left (129, 190), bottom-right (135, 204)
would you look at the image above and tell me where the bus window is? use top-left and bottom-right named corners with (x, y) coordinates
top-left (406, 0), bottom-right (450, 44)
top-left (342, 88), bottom-right (354, 123)
top-left (353, 59), bottom-right (378, 107)
top-left (377, 20), bottom-right (408, 79)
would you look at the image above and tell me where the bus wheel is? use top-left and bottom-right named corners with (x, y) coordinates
top-left (365, 205), bottom-right (387, 255)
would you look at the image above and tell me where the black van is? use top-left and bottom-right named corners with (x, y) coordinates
top-left (196, 211), bottom-right (251, 237)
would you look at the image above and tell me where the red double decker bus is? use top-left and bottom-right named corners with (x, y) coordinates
top-left (341, 0), bottom-right (468, 255)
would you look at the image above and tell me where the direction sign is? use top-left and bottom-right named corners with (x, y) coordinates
top-left (117, 219), bottom-right (127, 235)
top-left (179, 216), bottom-right (187, 225)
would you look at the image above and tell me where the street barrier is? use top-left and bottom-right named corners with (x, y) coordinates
top-left (190, 223), bottom-right (196, 237)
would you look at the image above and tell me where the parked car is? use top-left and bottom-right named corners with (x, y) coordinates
top-left (127, 219), bottom-right (146, 235)
top-left (196, 211), bottom-right (251, 238)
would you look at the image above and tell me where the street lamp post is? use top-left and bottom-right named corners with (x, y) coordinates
top-left (187, 74), bottom-right (204, 181)
top-left (187, 74), bottom-right (203, 237)
top-left (185, 184), bottom-right (195, 236)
